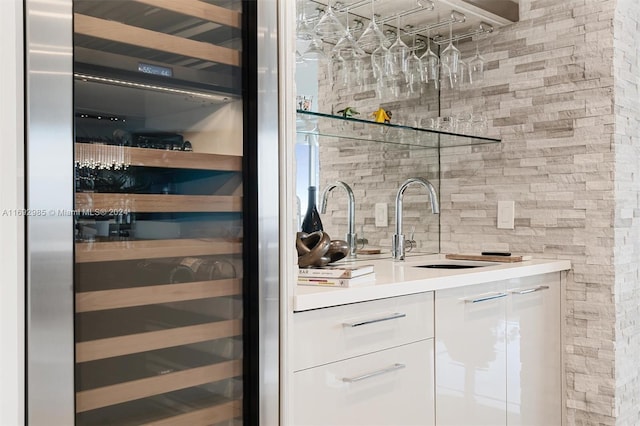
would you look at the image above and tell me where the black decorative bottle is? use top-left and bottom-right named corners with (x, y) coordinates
top-left (301, 186), bottom-right (323, 233)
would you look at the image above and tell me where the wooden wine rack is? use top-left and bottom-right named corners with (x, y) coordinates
top-left (76, 319), bottom-right (242, 363)
top-left (75, 238), bottom-right (242, 263)
top-left (74, 144), bottom-right (243, 172)
top-left (75, 278), bottom-right (242, 312)
top-left (72, 1), bottom-right (246, 423)
top-left (74, 13), bottom-right (241, 67)
top-left (76, 359), bottom-right (242, 412)
top-left (75, 193), bottom-right (243, 213)
top-left (131, 0), bottom-right (242, 29)
top-left (140, 400), bottom-right (241, 426)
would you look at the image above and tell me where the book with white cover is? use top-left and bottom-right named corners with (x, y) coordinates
top-left (297, 273), bottom-right (376, 288)
top-left (298, 264), bottom-right (374, 279)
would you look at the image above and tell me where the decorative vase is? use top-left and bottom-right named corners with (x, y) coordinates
top-left (301, 186), bottom-right (323, 233)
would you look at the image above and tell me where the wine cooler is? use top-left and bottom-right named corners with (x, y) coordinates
top-left (25, 1), bottom-right (279, 425)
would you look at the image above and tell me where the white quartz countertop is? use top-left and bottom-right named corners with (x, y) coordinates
top-left (293, 254), bottom-right (571, 312)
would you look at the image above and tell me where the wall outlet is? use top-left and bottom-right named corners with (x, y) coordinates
top-left (375, 203), bottom-right (388, 227)
top-left (497, 201), bottom-right (515, 229)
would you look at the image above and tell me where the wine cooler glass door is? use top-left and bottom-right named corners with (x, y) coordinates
top-left (27, 0), bottom-right (278, 424)
top-left (73, 1), bottom-right (247, 424)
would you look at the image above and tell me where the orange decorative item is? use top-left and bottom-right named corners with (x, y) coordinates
top-left (372, 108), bottom-right (391, 123)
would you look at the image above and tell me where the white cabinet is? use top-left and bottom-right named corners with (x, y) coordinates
top-left (507, 275), bottom-right (561, 426)
top-left (435, 273), bottom-right (561, 426)
top-left (293, 340), bottom-right (434, 426)
top-left (292, 292), bottom-right (435, 426)
top-left (435, 281), bottom-right (508, 426)
top-left (290, 272), bottom-right (563, 426)
top-left (293, 292), bottom-right (434, 371)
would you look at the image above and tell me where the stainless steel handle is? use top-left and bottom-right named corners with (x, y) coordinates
top-left (342, 363), bottom-right (406, 383)
top-left (510, 285), bottom-right (549, 295)
top-left (464, 292), bottom-right (508, 303)
top-left (343, 312), bottom-right (406, 327)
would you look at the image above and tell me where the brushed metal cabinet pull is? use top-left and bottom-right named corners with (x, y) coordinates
top-left (343, 312), bottom-right (406, 327)
top-left (342, 363), bottom-right (406, 383)
top-left (463, 292), bottom-right (508, 304)
top-left (510, 285), bottom-right (549, 295)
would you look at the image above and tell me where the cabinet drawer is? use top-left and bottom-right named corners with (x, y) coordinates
top-left (293, 339), bottom-right (435, 426)
top-left (293, 292), bottom-right (434, 371)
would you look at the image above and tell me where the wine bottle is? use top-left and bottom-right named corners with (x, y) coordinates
top-left (168, 257), bottom-right (237, 283)
top-left (301, 186), bottom-right (323, 233)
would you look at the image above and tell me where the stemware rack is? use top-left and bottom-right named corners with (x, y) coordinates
top-left (432, 22), bottom-right (494, 45)
top-left (302, 0), bottom-right (515, 47)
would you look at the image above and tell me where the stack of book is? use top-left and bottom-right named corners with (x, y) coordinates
top-left (297, 264), bottom-right (376, 287)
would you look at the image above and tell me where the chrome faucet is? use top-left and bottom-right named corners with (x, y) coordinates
top-left (320, 181), bottom-right (357, 258)
top-left (392, 177), bottom-right (440, 261)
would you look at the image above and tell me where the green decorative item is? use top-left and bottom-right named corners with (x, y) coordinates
top-left (336, 107), bottom-right (359, 118)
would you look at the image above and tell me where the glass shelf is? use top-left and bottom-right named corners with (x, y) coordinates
top-left (296, 110), bottom-right (500, 149)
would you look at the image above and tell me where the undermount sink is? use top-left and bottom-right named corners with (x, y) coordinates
top-left (413, 260), bottom-right (495, 269)
top-left (416, 264), bottom-right (485, 269)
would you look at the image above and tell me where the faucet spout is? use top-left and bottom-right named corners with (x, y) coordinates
top-left (320, 181), bottom-right (357, 257)
top-left (392, 177), bottom-right (440, 261)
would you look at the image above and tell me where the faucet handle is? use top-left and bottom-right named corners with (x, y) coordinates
top-left (356, 224), bottom-right (368, 249)
top-left (405, 226), bottom-right (416, 253)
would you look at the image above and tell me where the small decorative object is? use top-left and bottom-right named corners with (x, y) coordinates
top-left (372, 108), bottom-right (391, 123)
top-left (327, 239), bottom-right (349, 263)
top-left (336, 107), bottom-right (359, 118)
top-left (296, 231), bottom-right (349, 267)
top-left (296, 231), bottom-right (331, 267)
top-left (296, 95), bottom-right (313, 111)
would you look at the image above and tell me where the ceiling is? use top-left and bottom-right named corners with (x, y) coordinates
top-left (461, 0), bottom-right (519, 22)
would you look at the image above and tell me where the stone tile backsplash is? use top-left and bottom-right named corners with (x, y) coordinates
top-left (313, 0), bottom-right (640, 423)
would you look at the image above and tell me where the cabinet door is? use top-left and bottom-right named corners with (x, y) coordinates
top-left (435, 282), bottom-right (507, 426)
top-left (506, 273), bottom-right (561, 426)
top-left (293, 340), bottom-right (435, 426)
